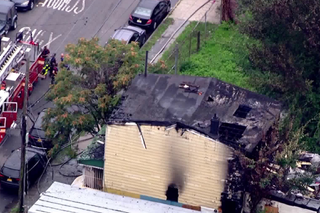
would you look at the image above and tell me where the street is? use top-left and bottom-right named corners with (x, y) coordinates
top-left (0, 0), bottom-right (180, 211)
top-left (0, 0), bottom-right (141, 211)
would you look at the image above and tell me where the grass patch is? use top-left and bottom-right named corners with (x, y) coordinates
top-left (10, 205), bottom-right (20, 213)
top-left (161, 21), bottom-right (217, 68)
top-left (162, 22), bottom-right (256, 91)
top-left (140, 17), bottom-right (174, 52)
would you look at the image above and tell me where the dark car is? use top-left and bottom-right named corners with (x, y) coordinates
top-left (28, 109), bottom-right (53, 149)
top-left (10, 0), bottom-right (36, 10)
top-left (0, 147), bottom-right (47, 190)
top-left (128, 0), bottom-right (171, 31)
top-left (0, 0), bottom-right (18, 36)
top-left (112, 25), bottom-right (147, 47)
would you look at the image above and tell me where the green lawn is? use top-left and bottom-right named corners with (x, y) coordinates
top-left (162, 22), bottom-right (256, 91)
top-left (161, 21), bottom-right (217, 70)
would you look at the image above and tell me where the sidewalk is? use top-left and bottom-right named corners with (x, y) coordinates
top-left (147, 0), bottom-right (221, 63)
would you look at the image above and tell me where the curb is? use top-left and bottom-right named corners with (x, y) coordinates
top-left (150, 0), bottom-right (213, 63)
top-left (142, 0), bottom-right (184, 50)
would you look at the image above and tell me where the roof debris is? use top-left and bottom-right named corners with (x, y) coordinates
top-left (110, 74), bottom-right (282, 152)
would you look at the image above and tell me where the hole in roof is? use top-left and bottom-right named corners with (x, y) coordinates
top-left (219, 123), bottom-right (246, 143)
top-left (206, 95), bottom-right (214, 102)
top-left (233, 105), bottom-right (252, 118)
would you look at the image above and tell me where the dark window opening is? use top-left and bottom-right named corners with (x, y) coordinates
top-left (206, 95), bottom-right (214, 102)
top-left (166, 184), bottom-right (179, 202)
top-left (222, 200), bottom-right (239, 213)
top-left (219, 123), bottom-right (246, 143)
top-left (233, 105), bottom-right (252, 118)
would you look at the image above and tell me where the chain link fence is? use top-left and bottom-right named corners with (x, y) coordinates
top-left (161, 10), bottom-right (218, 74)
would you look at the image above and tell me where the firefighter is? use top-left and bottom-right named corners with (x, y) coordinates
top-left (41, 63), bottom-right (50, 78)
top-left (41, 46), bottom-right (50, 59)
top-left (41, 56), bottom-right (51, 78)
top-left (51, 66), bottom-right (58, 84)
top-left (51, 53), bottom-right (57, 67)
top-left (60, 53), bottom-right (70, 70)
top-left (60, 53), bottom-right (64, 62)
top-left (49, 53), bottom-right (57, 77)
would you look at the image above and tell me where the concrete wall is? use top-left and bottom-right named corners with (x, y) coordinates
top-left (103, 124), bottom-right (233, 209)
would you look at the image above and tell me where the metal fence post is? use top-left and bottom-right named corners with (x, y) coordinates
top-left (197, 31), bottom-right (200, 52)
top-left (189, 33), bottom-right (192, 58)
top-left (144, 51), bottom-right (148, 77)
top-left (174, 44), bottom-right (179, 75)
top-left (205, 12), bottom-right (207, 38)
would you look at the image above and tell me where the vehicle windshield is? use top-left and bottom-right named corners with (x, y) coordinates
top-left (0, 13), bottom-right (6, 22)
top-left (34, 112), bottom-right (46, 129)
top-left (2, 167), bottom-right (20, 178)
top-left (134, 7), bottom-right (152, 17)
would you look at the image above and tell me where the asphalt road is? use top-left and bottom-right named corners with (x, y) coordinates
top-left (0, 0), bottom-right (141, 211)
top-left (0, 0), bottom-right (180, 211)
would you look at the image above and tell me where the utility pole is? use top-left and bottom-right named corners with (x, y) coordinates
top-left (18, 52), bottom-right (30, 213)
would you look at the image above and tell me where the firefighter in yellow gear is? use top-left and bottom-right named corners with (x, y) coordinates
top-left (41, 63), bottom-right (50, 76)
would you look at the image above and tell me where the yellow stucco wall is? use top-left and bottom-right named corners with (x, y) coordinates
top-left (103, 124), bottom-right (233, 209)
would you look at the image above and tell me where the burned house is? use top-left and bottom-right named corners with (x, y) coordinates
top-left (103, 74), bottom-right (281, 212)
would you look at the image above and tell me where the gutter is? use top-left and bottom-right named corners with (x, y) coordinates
top-left (268, 191), bottom-right (320, 212)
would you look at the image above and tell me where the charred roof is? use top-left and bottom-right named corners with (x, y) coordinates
top-left (111, 74), bottom-right (281, 153)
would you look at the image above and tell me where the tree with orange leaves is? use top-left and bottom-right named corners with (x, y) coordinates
top-left (42, 37), bottom-right (166, 149)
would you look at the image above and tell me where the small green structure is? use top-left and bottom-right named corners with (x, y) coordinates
top-left (78, 126), bottom-right (106, 169)
top-left (77, 127), bottom-right (105, 190)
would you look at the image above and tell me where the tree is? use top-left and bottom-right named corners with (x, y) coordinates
top-left (238, 0), bottom-right (320, 152)
top-left (236, 119), bottom-right (314, 213)
top-left (221, 0), bottom-right (238, 22)
top-left (43, 38), bottom-right (167, 153)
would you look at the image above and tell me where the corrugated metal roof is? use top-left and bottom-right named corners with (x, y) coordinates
top-left (28, 182), bottom-right (203, 213)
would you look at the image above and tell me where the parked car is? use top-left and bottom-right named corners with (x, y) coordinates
top-left (28, 109), bottom-right (53, 149)
top-left (0, 0), bottom-right (18, 36)
top-left (128, 0), bottom-right (171, 31)
top-left (10, 0), bottom-right (36, 10)
top-left (0, 147), bottom-right (47, 190)
top-left (112, 25), bottom-right (147, 47)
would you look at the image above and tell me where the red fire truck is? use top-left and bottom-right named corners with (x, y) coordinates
top-left (0, 34), bottom-right (46, 144)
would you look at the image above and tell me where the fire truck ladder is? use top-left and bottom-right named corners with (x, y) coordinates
top-left (0, 39), bottom-right (31, 84)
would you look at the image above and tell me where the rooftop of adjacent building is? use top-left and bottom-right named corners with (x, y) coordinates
top-left (28, 181), bottom-right (216, 213)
